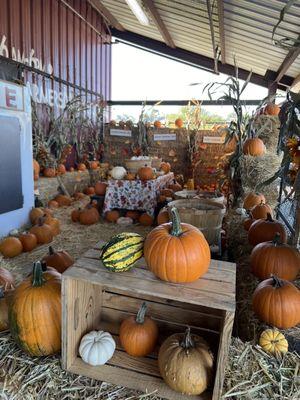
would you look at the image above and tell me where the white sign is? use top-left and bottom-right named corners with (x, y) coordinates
top-left (0, 80), bottom-right (24, 111)
top-left (203, 136), bottom-right (225, 144)
top-left (110, 129), bottom-right (132, 137)
top-left (154, 133), bottom-right (176, 141)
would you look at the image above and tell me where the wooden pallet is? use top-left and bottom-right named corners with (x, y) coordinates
top-left (62, 241), bottom-right (236, 400)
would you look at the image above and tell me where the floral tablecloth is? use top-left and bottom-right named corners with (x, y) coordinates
top-left (103, 173), bottom-right (174, 216)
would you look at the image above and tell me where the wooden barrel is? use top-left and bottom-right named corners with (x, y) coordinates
top-left (174, 190), bottom-right (224, 204)
top-left (168, 199), bottom-right (226, 245)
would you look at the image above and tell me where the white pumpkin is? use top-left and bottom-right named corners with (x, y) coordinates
top-left (111, 166), bottom-right (127, 180)
top-left (116, 217), bottom-right (133, 225)
top-left (79, 330), bottom-right (116, 366)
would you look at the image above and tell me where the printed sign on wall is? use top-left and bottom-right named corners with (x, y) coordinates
top-left (110, 129), bottom-right (132, 137)
top-left (154, 133), bottom-right (176, 141)
top-left (0, 80), bottom-right (24, 111)
top-left (203, 136), bottom-right (225, 144)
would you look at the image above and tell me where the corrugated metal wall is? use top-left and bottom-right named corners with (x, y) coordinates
top-left (0, 0), bottom-right (111, 106)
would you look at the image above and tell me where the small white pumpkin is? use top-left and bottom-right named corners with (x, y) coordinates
top-left (116, 217), bottom-right (133, 225)
top-left (79, 330), bottom-right (116, 366)
top-left (111, 166), bottom-right (127, 180)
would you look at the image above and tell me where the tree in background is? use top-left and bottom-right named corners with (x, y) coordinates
top-left (166, 106), bottom-right (226, 128)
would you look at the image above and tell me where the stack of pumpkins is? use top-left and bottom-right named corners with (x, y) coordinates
top-left (243, 191), bottom-right (300, 330)
top-left (0, 246), bottom-right (74, 357)
top-left (0, 207), bottom-right (61, 258)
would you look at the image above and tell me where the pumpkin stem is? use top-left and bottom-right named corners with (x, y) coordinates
top-left (41, 261), bottom-right (48, 272)
top-left (135, 302), bottom-right (147, 324)
top-left (266, 213), bottom-right (273, 222)
top-left (170, 207), bottom-right (183, 236)
top-left (180, 327), bottom-right (195, 349)
top-left (32, 261), bottom-right (46, 287)
top-left (272, 233), bottom-right (282, 246)
top-left (49, 246), bottom-right (54, 255)
top-left (271, 275), bottom-right (284, 288)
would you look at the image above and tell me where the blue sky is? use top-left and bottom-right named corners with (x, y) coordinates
top-left (111, 42), bottom-right (269, 121)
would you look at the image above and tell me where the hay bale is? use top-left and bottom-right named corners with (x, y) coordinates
top-left (253, 115), bottom-right (280, 152)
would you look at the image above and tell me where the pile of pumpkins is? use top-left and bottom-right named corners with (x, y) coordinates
top-left (0, 207), bottom-right (62, 258)
top-left (110, 161), bottom-right (172, 181)
top-left (242, 191), bottom-right (300, 330)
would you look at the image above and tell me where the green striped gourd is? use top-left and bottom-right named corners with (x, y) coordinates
top-left (100, 233), bottom-right (144, 272)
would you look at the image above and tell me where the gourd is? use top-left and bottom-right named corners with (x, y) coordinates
top-left (29, 218), bottom-right (53, 244)
top-left (157, 208), bottom-right (169, 225)
top-left (111, 166), bottom-right (127, 180)
top-left (243, 138), bottom-right (265, 156)
top-left (250, 201), bottom-right (273, 219)
top-left (168, 179), bottom-right (182, 192)
top-left (79, 205), bottom-right (100, 225)
top-left (259, 329), bottom-right (288, 356)
top-left (0, 237), bottom-right (23, 258)
top-left (0, 267), bottom-right (15, 291)
top-left (250, 233), bottom-right (300, 281)
top-left (175, 118), bottom-right (183, 128)
top-left (100, 233), bottom-right (144, 272)
top-left (94, 182), bottom-right (107, 195)
top-left (79, 330), bottom-right (116, 366)
top-left (264, 103), bottom-right (280, 116)
top-left (42, 246), bottom-right (74, 273)
top-left (248, 213), bottom-right (287, 246)
top-left (105, 210), bottom-right (120, 222)
top-left (43, 167), bottom-right (56, 177)
top-left (137, 166), bottom-right (154, 181)
top-left (19, 232), bottom-right (38, 252)
top-left (119, 302), bottom-right (158, 356)
top-left (243, 192), bottom-right (266, 210)
top-left (252, 275), bottom-right (300, 329)
top-left (0, 288), bottom-right (13, 331)
top-left (160, 162), bottom-right (171, 174)
top-left (158, 327), bottom-right (213, 395)
top-left (9, 261), bottom-right (61, 356)
top-left (144, 207), bottom-right (211, 283)
top-left (83, 186), bottom-right (95, 195)
top-left (29, 207), bottom-right (44, 224)
top-left (54, 194), bottom-right (72, 207)
top-left (139, 213), bottom-right (154, 226)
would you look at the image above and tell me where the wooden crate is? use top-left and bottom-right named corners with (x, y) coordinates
top-left (62, 241), bottom-right (236, 400)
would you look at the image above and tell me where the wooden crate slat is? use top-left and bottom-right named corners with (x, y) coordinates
top-left (109, 349), bottom-right (160, 377)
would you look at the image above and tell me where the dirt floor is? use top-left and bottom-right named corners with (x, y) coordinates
top-left (0, 200), bottom-right (299, 399)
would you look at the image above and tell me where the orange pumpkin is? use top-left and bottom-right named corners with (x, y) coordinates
top-left (105, 210), bottom-right (120, 222)
top-left (83, 186), bottom-right (95, 195)
top-left (157, 208), bottom-right (169, 225)
top-left (94, 182), bottom-right (107, 195)
top-left (160, 162), bottom-right (171, 174)
top-left (0, 267), bottom-right (15, 290)
top-left (0, 237), bottom-right (23, 258)
top-left (79, 205), bottom-right (100, 225)
top-left (248, 213), bottom-right (287, 246)
top-left (175, 118), bottom-right (183, 128)
top-left (71, 208), bottom-right (81, 222)
top-left (168, 179), bottom-right (182, 192)
top-left (73, 192), bottom-right (85, 200)
top-left (29, 207), bottom-right (44, 224)
top-left (251, 201), bottom-right (273, 220)
top-left (243, 192), bottom-right (266, 210)
top-left (29, 219), bottom-right (53, 244)
top-left (250, 233), bottom-right (300, 281)
top-left (139, 213), bottom-right (154, 226)
top-left (138, 166), bottom-right (154, 181)
top-left (43, 214), bottom-right (60, 236)
top-left (243, 138), bottom-right (265, 156)
top-left (264, 103), bottom-right (280, 116)
top-left (89, 161), bottom-right (98, 170)
top-left (77, 163), bottom-right (87, 171)
top-left (33, 159), bottom-right (40, 181)
top-left (144, 207), bottom-right (211, 283)
top-left (0, 288), bottom-right (13, 331)
top-left (119, 302), bottom-right (158, 357)
top-left (57, 164), bottom-right (66, 174)
top-left (9, 261), bottom-right (62, 356)
top-left (154, 120), bottom-right (162, 129)
top-left (48, 200), bottom-right (59, 209)
top-left (42, 246), bottom-right (74, 273)
top-left (125, 210), bottom-right (140, 221)
top-left (243, 216), bottom-right (254, 231)
top-left (252, 276), bottom-right (300, 329)
top-left (54, 194), bottom-right (72, 207)
top-left (19, 232), bottom-right (38, 252)
top-left (43, 167), bottom-right (56, 178)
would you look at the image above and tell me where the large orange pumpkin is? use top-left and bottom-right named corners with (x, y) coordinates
top-left (138, 166), bottom-right (154, 181)
top-left (0, 237), bottom-right (23, 258)
top-left (29, 207), bottom-right (44, 224)
top-left (119, 302), bottom-right (158, 357)
top-left (250, 233), bottom-right (300, 281)
top-left (251, 201), bottom-right (273, 220)
top-left (42, 246), bottom-right (74, 273)
top-left (243, 138), bottom-right (265, 156)
top-left (19, 232), bottom-right (38, 252)
top-left (42, 214), bottom-right (60, 236)
top-left (144, 208), bottom-right (211, 283)
top-left (94, 182), bottom-right (107, 196)
top-left (29, 219), bottom-right (53, 244)
top-left (243, 192), bottom-right (266, 210)
top-left (252, 276), bottom-right (300, 329)
top-left (248, 213), bottom-right (287, 246)
top-left (264, 103), bottom-right (280, 116)
top-left (9, 261), bottom-right (62, 356)
top-left (79, 205), bottom-right (99, 225)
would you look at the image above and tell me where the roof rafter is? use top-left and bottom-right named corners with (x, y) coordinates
top-left (275, 35), bottom-right (300, 83)
top-left (206, 0), bottom-right (219, 73)
top-left (142, 0), bottom-right (175, 48)
top-left (88, 0), bottom-right (125, 31)
top-left (217, 0), bottom-right (226, 64)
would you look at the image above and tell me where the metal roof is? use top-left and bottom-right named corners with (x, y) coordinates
top-left (91, 0), bottom-right (300, 88)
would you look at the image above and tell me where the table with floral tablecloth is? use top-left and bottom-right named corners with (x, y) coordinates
top-left (103, 173), bottom-right (174, 216)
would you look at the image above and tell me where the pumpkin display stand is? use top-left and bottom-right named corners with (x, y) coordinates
top-left (62, 241), bottom-right (236, 400)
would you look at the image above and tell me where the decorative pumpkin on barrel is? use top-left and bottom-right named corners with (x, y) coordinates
top-left (100, 233), bottom-right (144, 272)
top-left (119, 302), bottom-right (158, 357)
top-left (9, 261), bottom-right (62, 356)
top-left (158, 327), bottom-right (213, 395)
top-left (144, 207), bottom-right (211, 283)
top-left (250, 233), bottom-right (300, 281)
top-left (252, 275), bottom-right (300, 329)
top-left (42, 246), bottom-right (74, 273)
top-left (248, 214), bottom-right (287, 246)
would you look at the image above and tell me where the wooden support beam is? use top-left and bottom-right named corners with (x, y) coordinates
top-left (217, 0), bottom-right (226, 64)
top-left (142, 0), bottom-right (175, 48)
top-left (275, 36), bottom-right (300, 83)
top-left (206, 0), bottom-right (219, 73)
top-left (88, 0), bottom-right (125, 31)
